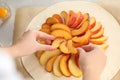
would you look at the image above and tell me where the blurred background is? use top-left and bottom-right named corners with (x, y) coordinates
top-left (0, 0), bottom-right (120, 46)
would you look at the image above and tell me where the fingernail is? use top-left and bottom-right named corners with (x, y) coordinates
top-left (51, 36), bottom-right (56, 39)
top-left (51, 47), bottom-right (55, 50)
top-left (50, 47), bottom-right (55, 50)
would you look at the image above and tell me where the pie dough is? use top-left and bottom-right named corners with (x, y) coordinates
top-left (22, 1), bottom-right (120, 80)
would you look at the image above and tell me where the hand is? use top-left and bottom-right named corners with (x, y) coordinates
top-left (78, 45), bottom-right (107, 80)
top-left (4, 30), bottom-right (55, 58)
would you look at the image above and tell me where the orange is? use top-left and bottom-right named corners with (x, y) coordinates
top-left (0, 8), bottom-right (7, 18)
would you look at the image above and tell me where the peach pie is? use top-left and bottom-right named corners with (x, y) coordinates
top-left (36, 10), bottom-right (108, 78)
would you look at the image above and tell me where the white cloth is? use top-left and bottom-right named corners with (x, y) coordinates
top-left (0, 49), bottom-right (23, 80)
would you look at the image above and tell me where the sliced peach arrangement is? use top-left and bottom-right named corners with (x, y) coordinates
top-left (35, 10), bottom-right (109, 78)
top-left (60, 55), bottom-right (71, 77)
top-left (68, 55), bottom-right (82, 77)
top-left (53, 55), bottom-right (63, 77)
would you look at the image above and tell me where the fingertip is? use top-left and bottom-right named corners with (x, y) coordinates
top-left (77, 48), bottom-right (85, 54)
top-left (81, 45), bottom-right (94, 52)
top-left (81, 45), bottom-right (91, 48)
top-left (50, 35), bottom-right (56, 40)
top-left (45, 45), bottom-right (54, 51)
top-left (49, 46), bottom-right (55, 50)
top-left (46, 39), bottom-right (52, 45)
top-left (77, 48), bottom-right (86, 59)
top-left (38, 31), bottom-right (55, 40)
top-left (39, 44), bottom-right (55, 51)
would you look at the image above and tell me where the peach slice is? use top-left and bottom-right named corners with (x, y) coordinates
top-left (90, 36), bottom-right (108, 44)
top-left (75, 53), bottom-right (80, 67)
top-left (67, 40), bottom-right (77, 54)
top-left (41, 23), bottom-right (51, 29)
top-left (72, 36), bottom-right (84, 43)
top-left (72, 21), bottom-right (89, 36)
top-left (72, 37), bottom-right (89, 47)
top-left (59, 41), bottom-right (70, 54)
top-left (51, 23), bottom-right (71, 33)
top-left (39, 49), bottom-right (61, 66)
top-left (76, 13), bottom-right (89, 28)
top-left (91, 28), bottom-right (104, 39)
top-left (52, 14), bottom-right (63, 23)
top-left (51, 29), bottom-right (72, 39)
top-left (73, 42), bottom-right (84, 47)
top-left (68, 11), bottom-right (77, 27)
top-left (72, 30), bottom-right (91, 43)
top-left (35, 51), bottom-right (44, 59)
top-left (52, 38), bottom-right (65, 49)
top-left (71, 11), bottom-right (83, 28)
top-left (90, 22), bottom-right (102, 34)
top-left (45, 55), bottom-right (58, 72)
top-left (53, 55), bottom-right (63, 77)
top-left (60, 55), bottom-right (71, 77)
top-left (85, 30), bottom-right (92, 39)
top-left (98, 43), bottom-right (109, 50)
top-left (89, 17), bottom-right (96, 29)
top-left (68, 55), bottom-right (82, 77)
top-left (46, 17), bottom-right (59, 25)
top-left (66, 16), bottom-right (70, 26)
top-left (66, 10), bottom-right (75, 25)
top-left (38, 38), bottom-right (46, 44)
top-left (60, 11), bottom-right (68, 24)
top-left (72, 30), bottom-right (91, 47)
top-left (72, 38), bottom-right (89, 47)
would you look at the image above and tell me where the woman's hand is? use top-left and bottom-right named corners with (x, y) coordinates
top-left (4, 30), bottom-right (55, 58)
top-left (78, 45), bottom-right (107, 80)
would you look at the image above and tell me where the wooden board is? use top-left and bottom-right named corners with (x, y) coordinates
top-left (22, 1), bottom-right (120, 80)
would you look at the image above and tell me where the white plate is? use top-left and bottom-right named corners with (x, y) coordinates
top-left (22, 1), bottom-right (120, 80)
